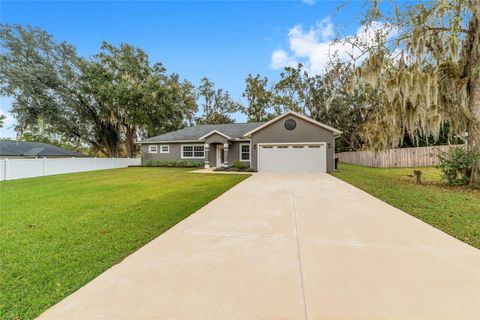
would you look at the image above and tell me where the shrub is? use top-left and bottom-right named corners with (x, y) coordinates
top-left (146, 160), bottom-right (204, 168)
top-left (438, 147), bottom-right (480, 186)
top-left (233, 160), bottom-right (248, 170)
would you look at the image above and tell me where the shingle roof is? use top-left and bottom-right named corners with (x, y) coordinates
top-left (139, 122), bottom-right (264, 143)
top-left (0, 140), bottom-right (85, 157)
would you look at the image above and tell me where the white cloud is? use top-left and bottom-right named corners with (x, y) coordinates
top-left (270, 49), bottom-right (298, 69)
top-left (270, 17), bottom-right (394, 74)
top-left (302, 0), bottom-right (316, 5)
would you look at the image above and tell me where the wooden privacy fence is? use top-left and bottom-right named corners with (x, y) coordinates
top-left (336, 145), bottom-right (463, 168)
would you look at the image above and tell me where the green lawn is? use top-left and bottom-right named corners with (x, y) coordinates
top-left (0, 167), bottom-right (249, 320)
top-left (332, 163), bottom-right (480, 249)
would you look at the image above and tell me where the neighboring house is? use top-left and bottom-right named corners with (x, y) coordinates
top-left (138, 111), bottom-right (342, 172)
top-left (0, 140), bottom-right (85, 159)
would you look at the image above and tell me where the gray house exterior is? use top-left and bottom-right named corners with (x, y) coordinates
top-left (138, 111), bottom-right (342, 172)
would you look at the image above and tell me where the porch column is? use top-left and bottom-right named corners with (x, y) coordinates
top-left (204, 143), bottom-right (210, 168)
top-left (223, 143), bottom-right (229, 167)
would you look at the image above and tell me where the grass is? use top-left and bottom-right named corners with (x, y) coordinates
top-left (332, 163), bottom-right (480, 249)
top-left (0, 167), bottom-right (249, 320)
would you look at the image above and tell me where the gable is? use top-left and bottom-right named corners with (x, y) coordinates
top-left (249, 113), bottom-right (335, 142)
top-left (244, 110), bottom-right (341, 137)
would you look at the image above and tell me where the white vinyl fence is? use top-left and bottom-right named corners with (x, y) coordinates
top-left (0, 157), bottom-right (141, 181)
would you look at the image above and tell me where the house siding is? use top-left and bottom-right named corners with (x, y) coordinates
top-left (140, 143), bottom-right (205, 165)
top-left (249, 114), bottom-right (335, 172)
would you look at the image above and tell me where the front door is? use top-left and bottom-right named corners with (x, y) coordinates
top-left (216, 145), bottom-right (224, 167)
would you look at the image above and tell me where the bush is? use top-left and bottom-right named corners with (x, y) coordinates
top-left (146, 160), bottom-right (204, 168)
top-left (212, 162), bottom-right (255, 172)
top-left (438, 147), bottom-right (480, 186)
top-left (233, 160), bottom-right (248, 170)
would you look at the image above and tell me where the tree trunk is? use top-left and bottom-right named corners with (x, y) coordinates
top-left (125, 124), bottom-right (137, 158)
top-left (465, 14), bottom-right (480, 185)
top-left (467, 78), bottom-right (480, 185)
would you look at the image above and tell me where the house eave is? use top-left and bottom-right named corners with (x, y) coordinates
top-left (198, 130), bottom-right (233, 140)
top-left (136, 139), bottom-right (204, 144)
top-left (244, 110), bottom-right (342, 137)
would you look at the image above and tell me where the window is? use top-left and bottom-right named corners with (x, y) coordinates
top-left (160, 145), bottom-right (169, 153)
top-left (277, 146), bottom-right (288, 149)
top-left (293, 145), bottom-right (304, 148)
top-left (182, 145), bottom-right (204, 158)
top-left (240, 144), bottom-right (250, 161)
top-left (148, 145), bottom-right (158, 153)
top-left (309, 145), bottom-right (321, 148)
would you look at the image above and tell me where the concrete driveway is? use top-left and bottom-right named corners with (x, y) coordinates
top-left (38, 173), bottom-right (480, 320)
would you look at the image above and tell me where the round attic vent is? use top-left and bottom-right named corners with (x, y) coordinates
top-left (284, 119), bottom-right (296, 130)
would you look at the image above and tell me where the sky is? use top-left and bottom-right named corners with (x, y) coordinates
top-left (0, 0), bottom-right (371, 138)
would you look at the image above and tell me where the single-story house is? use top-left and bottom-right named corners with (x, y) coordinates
top-left (0, 140), bottom-right (85, 159)
top-left (137, 111), bottom-right (342, 172)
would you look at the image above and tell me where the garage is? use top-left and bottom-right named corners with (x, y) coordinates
top-left (257, 143), bottom-right (326, 172)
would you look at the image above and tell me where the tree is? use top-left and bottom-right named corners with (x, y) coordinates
top-left (0, 114), bottom-right (5, 128)
top-left (320, 62), bottom-right (380, 152)
top-left (349, 0), bottom-right (480, 183)
top-left (0, 24), bottom-right (120, 156)
top-left (83, 43), bottom-right (197, 157)
top-left (243, 74), bottom-right (274, 122)
top-left (0, 24), bottom-right (197, 157)
top-left (273, 64), bottom-right (330, 120)
top-left (196, 77), bottom-right (242, 124)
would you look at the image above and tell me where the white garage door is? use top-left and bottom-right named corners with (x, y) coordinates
top-left (258, 143), bottom-right (326, 172)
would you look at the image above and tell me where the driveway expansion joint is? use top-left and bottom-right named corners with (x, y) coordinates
top-left (290, 180), bottom-right (309, 320)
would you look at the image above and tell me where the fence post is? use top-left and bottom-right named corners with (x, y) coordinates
top-left (4, 158), bottom-right (8, 181)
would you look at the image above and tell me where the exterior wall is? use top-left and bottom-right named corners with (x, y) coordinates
top-left (204, 133), bottom-right (228, 145)
top-left (206, 141), bottom-right (248, 168)
top-left (250, 114), bottom-right (335, 172)
top-left (140, 141), bottom-right (250, 168)
top-left (228, 141), bottom-right (250, 167)
top-left (140, 143), bottom-right (205, 165)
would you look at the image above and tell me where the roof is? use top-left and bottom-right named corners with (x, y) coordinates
top-left (244, 110), bottom-right (342, 136)
top-left (138, 111), bottom-right (342, 144)
top-left (0, 140), bottom-right (85, 157)
top-left (138, 122), bottom-right (264, 143)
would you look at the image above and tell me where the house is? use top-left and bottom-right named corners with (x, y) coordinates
top-left (0, 140), bottom-right (85, 159)
top-left (137, 111), bottom-right (342, 172)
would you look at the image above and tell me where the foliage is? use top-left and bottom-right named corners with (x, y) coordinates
top-left (212, 160), bottom-right (252, 172)
top-left (18, 131), bottom-right (93, 155)
top-left (0, 24), bottom-right (197, 157)
top-left (83, 42), bottom-right (197, 157)
top-left (196, 77), bottom-right (242, 124)
top-left (438, 147), bottom-right (480, 186)
top-left (347, 0), bottom-right (480, 184)
top-left (146, 160), bottom-right (204, 167)
top-left (243, 74), bottom-right (274, 122)
top-left (233, 160), bottom-right (248, 170)
top-left (0, 114), bottom-right (5, 128)
top-left (0, 167), bottom-right (248, 320)
top-left (273, 64), bottom-right (328, 119)
top-left (333, 163), bottom-right (480, 249)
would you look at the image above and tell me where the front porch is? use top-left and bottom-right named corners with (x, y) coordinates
top-left (204, 142), bottom-right (229, 168)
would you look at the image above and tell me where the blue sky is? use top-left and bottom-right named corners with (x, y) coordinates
top-left (0, 0), bottom-right (368, 138)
